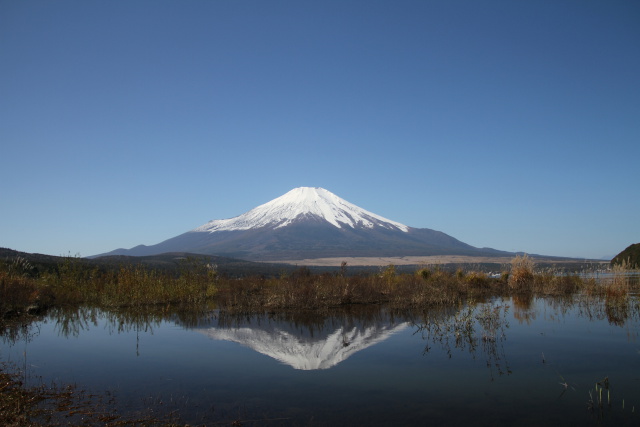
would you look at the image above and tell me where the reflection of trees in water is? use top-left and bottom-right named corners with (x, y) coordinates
top-left (576, 293), bottom-right (639, 329)
top-left (3, 294), bottom-right (639, 350)
top-left (520, 293), bottom-right (639, 330)
top-left (211, 304), bottom-right (400, 339)
top-left (512, 293), bottom-right (536, 324)
top-left (50, 307), bottom-right (100, 337)
top-left (1, 305), bottom-right (217, 346)
top-left (413, 301), bottom-right (512, 380)
top-left (605, 298), bottom-right (628, 327)
top-left (1, 315), bottom-right (41, 346)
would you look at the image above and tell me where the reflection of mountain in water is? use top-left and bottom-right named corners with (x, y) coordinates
top-left (195, 314), bottom-right (409, 370)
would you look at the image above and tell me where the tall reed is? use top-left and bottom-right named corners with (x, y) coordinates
top-left (508, 254), bottom-right (535, 290)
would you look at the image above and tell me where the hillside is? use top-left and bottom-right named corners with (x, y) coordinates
top-left (0, 248), bottom-right (293, 277)
top-left (611, 243), bottom-right (640, 268)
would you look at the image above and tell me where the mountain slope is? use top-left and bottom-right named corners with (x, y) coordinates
top-left (611, 243), bottom-right (640, 268)
top-left (194, 187), bottom-right (409, 233)
top-left (96, 187), bottom-right (512, 260)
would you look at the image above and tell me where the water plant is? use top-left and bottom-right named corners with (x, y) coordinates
top-left (2, 254), bottom-right (638, 318)
top-left (607, 260), bottom-right (632, 297)
top-left (0, 361), bottom-right (186, 426)
top-left (508, 254), bottom-right (535, 290)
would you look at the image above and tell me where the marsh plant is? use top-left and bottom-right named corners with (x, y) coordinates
top-left (606, 260), bottom-right (633, 297)
top-left (413, 301), bottom-right (511, 378)
top-left (0, 255), bottom-right (218, 318)
top-left (587, 376), bottom-right (637, 422)
top-left (0, 361), bottom-right (187, 426)
top-left (508, 254), bottom-right (535, 290)
top-left (2, 254), bottom-right (639, 319)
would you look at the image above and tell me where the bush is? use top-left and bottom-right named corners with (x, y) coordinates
top-left (416, 268), bottom-right (431, 280)
top-left (465, 271), bottom-right (490, 288)
top-left (509, 254), bottom-right (535, 290)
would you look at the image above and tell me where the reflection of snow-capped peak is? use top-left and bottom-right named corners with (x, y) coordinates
top-left (200, 321), bottom-right (409, 370)
top-left (193, 187), bottom-right (409, 233)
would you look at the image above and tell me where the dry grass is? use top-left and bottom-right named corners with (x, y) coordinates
top-left (508, 254), bottom-right (535, 290)
top-left (533, 272), bottom-right (585, 295)
top-left (0, 362), bottom-right (186, 426)
top-left (1, 256), bottom-right (218, 319)
top-left (2, 255), bottom-right (637, 317)
top-left (0, 274), bottom-right (41, 318)
top-left (606, 261), bottom-right (632, 297)
top-left (215, 265), bottom-right (510, 312)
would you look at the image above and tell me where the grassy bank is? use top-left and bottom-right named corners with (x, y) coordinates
top-left (0, 360), bottom-right (189, 426)
top-left (2, 253), bottom-right (638, 426)
top-left (0, 256), bottom-right (218, 317)
top-left (2, 254), bottom-right (637, 318)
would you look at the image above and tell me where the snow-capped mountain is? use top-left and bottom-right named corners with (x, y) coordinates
top-left (96, 187), bottom-right (510, 260)
top-left (194, 187), bottom-right (409, 233)
top-left (193, 313), bottom-right (409, 370)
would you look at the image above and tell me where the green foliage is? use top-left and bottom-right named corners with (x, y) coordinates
top-left (416, 268), bottom-right (431, 280)
top-left (611, 243), bottom-right (640, 269)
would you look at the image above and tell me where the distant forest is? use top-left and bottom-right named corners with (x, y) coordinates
top-left (611, 243), bottom-right (640, 268)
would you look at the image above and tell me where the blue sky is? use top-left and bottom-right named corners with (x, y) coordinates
top-left (1, 0), bottom-right (638, 260)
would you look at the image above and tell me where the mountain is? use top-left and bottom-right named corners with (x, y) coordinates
top-left (611, 243), bottom-right (640, 268)
top-left (95, 187), bottom-right (511, 261)
top-left (0, 247), bottom-right (295, 277)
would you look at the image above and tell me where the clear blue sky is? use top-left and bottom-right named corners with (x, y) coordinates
top-left (1, 0), bottom-right (638, 260)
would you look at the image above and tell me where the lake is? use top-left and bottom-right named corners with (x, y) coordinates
top-left (1, 295), bottom-right (639, 426)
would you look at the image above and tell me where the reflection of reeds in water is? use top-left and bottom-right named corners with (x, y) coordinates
top-left (413, 301), bottom-right (511, 378)
top-left (512, 293), bottom-right (536, 324)
top-left (3, 297), bottom-right (639, 425)
top-left (0, 360), bottom-right (185, 426)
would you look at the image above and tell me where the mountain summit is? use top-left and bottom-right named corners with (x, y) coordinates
top-left (96, 187), bottom-right (509, 261)
top-left (193, 187), bottom-right (409, 233)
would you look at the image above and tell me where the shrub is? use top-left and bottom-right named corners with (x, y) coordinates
top-left (465, 271), bottom-right (490, 288)
top-left (0, 273), bottom-right (39, 316)
top-left (416, 268), bottom-right (431, 280)
top-left (606, 262), bottom-right (631, 297)
top-left (509, 254), bottom-right (535, 290)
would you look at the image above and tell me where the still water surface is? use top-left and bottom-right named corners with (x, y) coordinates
top-left (1, 296), bottom-right (639, 426)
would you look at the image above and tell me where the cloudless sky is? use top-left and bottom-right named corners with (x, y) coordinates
top-left (1, 0), bottom-right (639, 260)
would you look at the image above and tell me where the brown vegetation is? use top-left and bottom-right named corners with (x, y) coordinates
top-left (1, 254), bottom-right (637, 318)
top-left (213, 264), bottom-right (510, 312)
top-left (1, 256), bottom-right (217, 318)
top-left (1, 253), bottom-right (638, 426)
top-left (0, 361), bottom-right (186, 426)
top-left (508, 254), bottom-right (535, 290)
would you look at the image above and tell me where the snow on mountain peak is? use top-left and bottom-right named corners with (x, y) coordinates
top-left (193, 187), bottom-right (409, 233)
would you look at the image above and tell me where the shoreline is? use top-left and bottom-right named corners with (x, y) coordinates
top-left (264, 255), bottom-right (608, 267)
